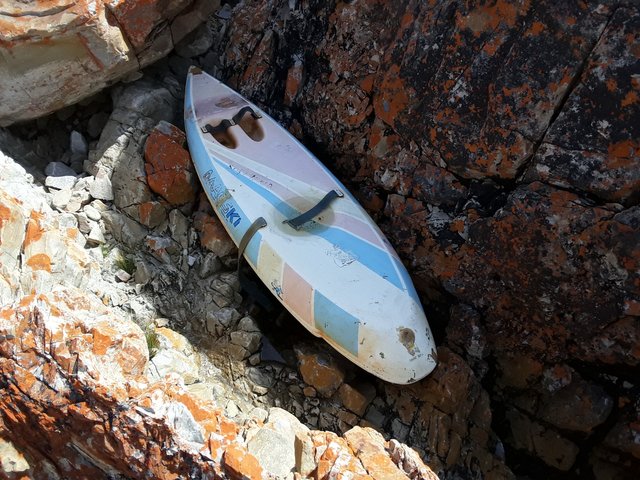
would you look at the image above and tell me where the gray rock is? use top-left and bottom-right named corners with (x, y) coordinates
top-left (134, 261), bottom-right (153, 284)
top-left (70, 130), bottom-right (88, 157)
top-left (87, 112), bottom-right (110, 139)
top-left (169, 209), bottom-right (190, 249)
top-left (75, 212), bottom-right (93, 234)
top-left (45, 161), bottom-right (77, 177)
top-left (101, 210), bottom-right (147, 248)
top-left (175, 21), bottom-right (215, 58)
top-left (237, 316), bottom-right (261, 333)
top-left (230, 331), bottom-right (261, 354)
top-left (247, 428), bottom-right (295, 478)
top-left (198, 252), bottom-right (222, 278)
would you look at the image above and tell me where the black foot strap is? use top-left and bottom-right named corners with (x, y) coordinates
top-left (284, 189), bottom-right (343, 230)
top-left (237, 216), bottom-right (267, 273)
top-left (201, 106), bottom-right (262, 136)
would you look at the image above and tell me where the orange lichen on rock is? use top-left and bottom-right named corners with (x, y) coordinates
top-left (144, 122), bottom-right (198, 206)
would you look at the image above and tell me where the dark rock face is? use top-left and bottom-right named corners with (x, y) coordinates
top-left (205, 0), bottom-right (639, 477)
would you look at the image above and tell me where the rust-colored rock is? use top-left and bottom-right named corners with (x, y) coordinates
top-left (193, 211), bottom-right (236, 257)
top-left (295, 345), bottom-right (346, 398)
top-left (144, 122), bottom-right (198, 206)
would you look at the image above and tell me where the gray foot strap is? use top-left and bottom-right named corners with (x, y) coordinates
top-left (237, 217), bottom-right (267, 271)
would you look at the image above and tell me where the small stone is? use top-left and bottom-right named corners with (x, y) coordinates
top-left (44, 172), bottom-right (77, 190)
top-left (344, 427), bottom-right (408, 479)
top-left (250, 407), bottom-right (269, 423)
top-left (303, 386), bottom-right (317, 397)
top-left (225, 400), bottom-right (240, 418)
top-left (138, 201), bottom-right (167, 228)
top-left (87, 224), bottom-right (106, 245)
top-left (295, 346), bottom-right (345, 398)
top-left (70, 130), bottom-right (89, 158)
top-left (0, 437), bottom-right (30, 474)
top-left (51, 189), bottom-right (72, 210)
top-left (83, 204), bottom-right (102, 221)
top-left (75, 212), bottom-right (93, 234)
top-left (115, 269), bottom-right (131, 283)
top-left (134, 261), bottom-right (153, 284)
top-left (237, 316), bottom-right (261, 333)
top-left (169, 209), bottom-right (190, 248)
top-left (198, 252), bottom-right (222, 278)
top-left (230, 331), bottom-right (262, 354)
top-left (228, 344), bottom-right (249, 361)
top-left (249, 353), bottom-right (261, 366)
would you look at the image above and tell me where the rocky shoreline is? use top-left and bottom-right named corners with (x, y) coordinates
top-left (1, 1), bottom-right (638, 479)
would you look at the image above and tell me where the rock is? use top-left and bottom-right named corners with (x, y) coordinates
top-left (144, 122), bottom-right (198, 206)
top-left (89, 172), bottom-right (114, 201)
top-left (524, 8), bottom-right (640, 204)
top-left (247, 428), bottom-right (295, 478)
top-left (506, 409), bottom-right (579, 471)
top-left (45, 175), bottom-right (77, 191)
top-left (0, 0), bottom-right (212, 126)
top-left (230, 331), bottom-right (262, 355)
top-left (343, 427), bottom-right (409, 480)
top-left (70, 130), bottom-right (89, 160)
top-left (87, 224), bottom-right (106, 246)
top-left (138, 201), bottom-right (167, 228)
top-left (0, 437), bottom-right (30, 477)
top-left (115, 269), bottom-right (132, 283)
top-left (169, 209), bottom-right (190, 249)
top-left (388, 439), bottom-right (439, 480)
top-left (539, 375), bottom-right (614, 433)
top-left (193, 212), bottom-right (236, 256)
top-left (101, 210), bottom-right (148, 249)
top-left (45, 162), bottom-right (77, 177)
top-left (338, 382), bottom-right (376, 416)
top-left (223, 444), bottom-right (263, 480)
top-left (84, 204), bottom-right (102, 221)
top-left (295, 345), bottom-right (345, 398)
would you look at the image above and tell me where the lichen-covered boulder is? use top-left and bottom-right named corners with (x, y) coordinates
top-left (0, 0), bottom-right (220, 126)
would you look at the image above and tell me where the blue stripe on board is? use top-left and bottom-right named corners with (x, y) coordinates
top-left (210, 157), bottom-right (408, 293)
top-left (313, 290), bottom-right (359, 356)
top-left (185, 79), bottom-right (261, 265)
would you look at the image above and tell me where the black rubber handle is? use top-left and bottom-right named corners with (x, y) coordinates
top-left (284, 189), bottom-right (343, 230)
top-left (232, 106), bottom-right (262, 124)
top-left (201, 106), bottom-right (262, 136)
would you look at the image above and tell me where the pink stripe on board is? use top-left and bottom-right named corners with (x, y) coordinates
top-left (328, 212), bottom-right (389, 251)
top-left (282, 264), bottom-right (313, 325)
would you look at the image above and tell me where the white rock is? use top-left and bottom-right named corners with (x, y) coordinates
top-left (89, 174), bottom-right (114, 201)
top-left (87, 224), bottom-right (106, 245)
top-left (45, 175), bottom-right (77, 190)
top-left (51, 189), bottom-right (72, 211)
top-left (83, 204), bottom-right (102, 221)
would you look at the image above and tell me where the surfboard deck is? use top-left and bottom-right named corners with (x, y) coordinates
top-left (184, 66), bottom-right (437, 384)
